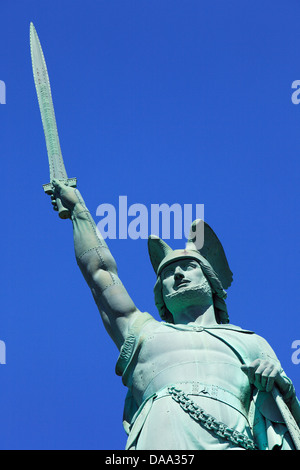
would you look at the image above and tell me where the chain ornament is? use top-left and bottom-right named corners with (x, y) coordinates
top-left (168, 386), bottom-right (257, 450)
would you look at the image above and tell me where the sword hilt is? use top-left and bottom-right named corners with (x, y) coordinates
top-left (43, 177), bottom-right (77, 219)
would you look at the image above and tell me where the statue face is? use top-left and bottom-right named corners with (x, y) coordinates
top-left (161, 258), bottom-right (213, 317)
top-left (161, 259), bottom-right (203, 292)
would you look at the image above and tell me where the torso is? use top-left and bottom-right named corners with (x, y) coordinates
top-left (121, 320), bottom-right (258, 450)
top-left (128, 322), bottom-right (252, 409)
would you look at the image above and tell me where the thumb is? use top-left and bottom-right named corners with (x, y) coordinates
top-left (52, 178), bottom-right (69, 197)
top-left (52, 178), bottom-right (63, 191)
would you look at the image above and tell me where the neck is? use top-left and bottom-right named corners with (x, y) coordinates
top-left (172, 304), bottom-right (217, 326)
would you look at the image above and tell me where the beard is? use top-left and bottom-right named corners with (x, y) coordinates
top-left (164, 278), bottom-right (213, 315)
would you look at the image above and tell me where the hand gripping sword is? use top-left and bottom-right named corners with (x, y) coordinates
top-left (30, 22), bottom-right (77, 219)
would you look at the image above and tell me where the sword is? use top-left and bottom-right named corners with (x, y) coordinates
top-left (30, 22), bottom-right (77, 219)
top-left (271, 386), bottom-right (300, 450)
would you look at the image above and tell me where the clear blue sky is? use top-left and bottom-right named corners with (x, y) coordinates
top-left (0, 0), bottom-right (299, 450)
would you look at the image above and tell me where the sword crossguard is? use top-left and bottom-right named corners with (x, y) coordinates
top-left (43, 177), bottom-right (77, 219)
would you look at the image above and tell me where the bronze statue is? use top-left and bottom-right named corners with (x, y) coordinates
top-left (30, 22), bottom-right (300, 450)
top-left (49, 179), bottom-right (300, 450)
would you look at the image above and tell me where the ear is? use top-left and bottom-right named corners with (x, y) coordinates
top-left (186, 219), bottom-right (233, 289)
top-left (148, 235), bottom-right (173, 274)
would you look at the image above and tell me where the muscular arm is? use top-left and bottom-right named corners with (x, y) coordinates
top-left (52, 180), bottom-right (143, 349)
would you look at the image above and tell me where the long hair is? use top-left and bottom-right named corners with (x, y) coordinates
top-left (153, 258), bottom-right (230, 324)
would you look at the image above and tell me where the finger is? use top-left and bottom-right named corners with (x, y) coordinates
top-left (256, 362), bottom-right (279, 391)
top-left (260, 367), bottom-right (274, 390)
top-left (264, 367), bottom-right (279, 392)
top-left (247, 361), bottom-right (260, 385)
top-left (254, 363), bottom-right (270, 390)
top-left (266, 375), bottom-right (276, 393)
top-left (51, 179), bottom-right (64, 193)
top-left (52, 178), bottom-right (60, 186)
top-left (51, 198), bottom-right (58, 210)
top-left (53, 178), bottom-right (68, 188)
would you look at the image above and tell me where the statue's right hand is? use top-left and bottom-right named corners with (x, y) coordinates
top-left (51, 179), bottom-right (80, 212)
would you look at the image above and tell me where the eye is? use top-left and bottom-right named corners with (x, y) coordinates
top-left (162, 268), bottom-right (174, 279)
top-left (185, 261), bottom-right (198, 270)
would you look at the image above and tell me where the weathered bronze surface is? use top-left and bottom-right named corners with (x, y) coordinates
top-left (30, 23), bottom-right (76, 219)
top-left (50, 179), bottom-right (300, 450)
top-left (31, 23), bottom-right (300, 450)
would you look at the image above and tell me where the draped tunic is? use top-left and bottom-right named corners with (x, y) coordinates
top-left (116, 313), bottom-right (293, 450)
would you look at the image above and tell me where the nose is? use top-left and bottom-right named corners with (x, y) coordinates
top-left (174, 266), bottom-right (185, 280)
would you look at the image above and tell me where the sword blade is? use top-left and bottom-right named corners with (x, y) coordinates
top-left (30, 22), bottom-right (76, 219)
top-left (30, 22), bottom-right (67, 181)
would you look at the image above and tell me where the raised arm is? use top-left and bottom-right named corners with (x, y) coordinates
top-left (52, 180), bottom-right (144, 349)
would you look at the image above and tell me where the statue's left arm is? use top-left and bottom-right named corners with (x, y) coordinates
top-left (242, 335), bottom-right (300, 425)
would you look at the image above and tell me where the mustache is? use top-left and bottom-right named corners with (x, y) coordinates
top-left (164, 280), bottom-right (212, 300)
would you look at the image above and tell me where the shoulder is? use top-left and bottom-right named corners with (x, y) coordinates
top-left (232, 326), bottom-right (280, 364)
top-left (217, 323), bottom-right (255, 333)
top-left (215, 324), bottom-right (280, 362)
